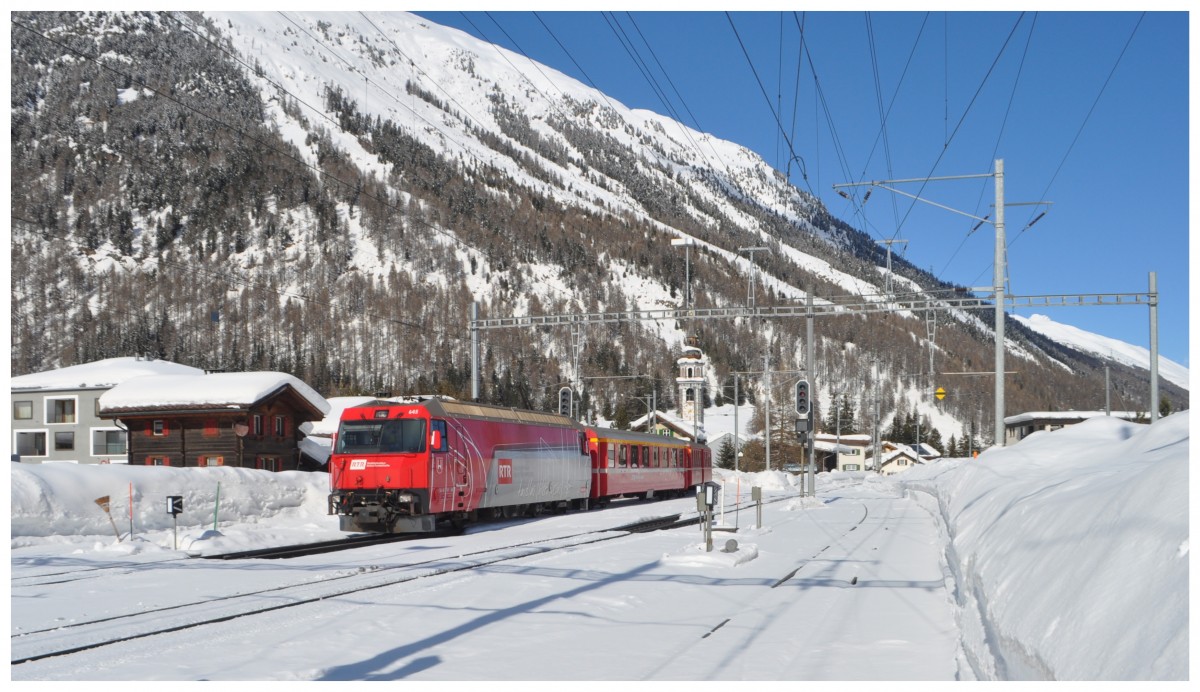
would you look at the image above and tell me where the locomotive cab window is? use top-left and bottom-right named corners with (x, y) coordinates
top-left (336, 418), bottom-right (427, 454)
top-left (430, 419), bottom-right (449, 452)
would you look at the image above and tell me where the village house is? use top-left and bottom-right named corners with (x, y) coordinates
top-left (98, 371), bottom-right (330, 471)
top-left (812, 433), bottom-right (872, 472)
top-left (875, 446), bottom-right (924, 476)
top-left (10, 357), bottom-right (205, 464)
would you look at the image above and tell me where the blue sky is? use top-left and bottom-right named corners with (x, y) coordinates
top-left (414, 10), bottom-right (1191, 368)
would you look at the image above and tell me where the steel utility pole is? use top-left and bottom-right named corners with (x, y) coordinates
top-left (763, 353), bottom-right (771, 472)
top-left (880, 239), bottom-right (908, 297)
top-left (739, 246), bottom-right (771, 308)
top-left (805, 291), bottom-right (816, 497)
top-left (992, 160), bottom-right (1006, 447)
top-left (833, 158), bottom-right (1037, 447)
top-left (1149, 271), bottom-right (1159, 422)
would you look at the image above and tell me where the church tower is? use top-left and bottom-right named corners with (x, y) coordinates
top-left (676, 335), bottom-right (708, 428)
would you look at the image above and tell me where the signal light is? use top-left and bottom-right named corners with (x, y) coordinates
top-left (795, 380), bottom-right (810, 417)
top-left (558, 387), bottom-right (573, 417)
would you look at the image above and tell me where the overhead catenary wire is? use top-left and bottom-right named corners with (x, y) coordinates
top-left (962, 12), bottom-right (1144, 291)
top-left (938, 12), bottom-right (1038, 282)
top-left (725, 12), bottom-right (817, 200)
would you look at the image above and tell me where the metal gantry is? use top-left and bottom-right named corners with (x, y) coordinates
top-left (469, 279), bottom-right (1159, 444)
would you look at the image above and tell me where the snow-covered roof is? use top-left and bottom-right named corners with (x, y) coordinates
top-left (300, 396), bottom-right (378, 437)
top-left (813, 440), bottom-right (858, 454)
top-left (1004, 411), bottom-right (1142, 425)
top-left (878, 447), bottom-right (922, 465)
top-left (813, 433), bottom-right (872, 445)
top-left (10, 357), bottom-right (205, 392)
top-left (298, 434), bottom-right (332, 466)
top-left (911, 442), bottom-right (942, 458)
top-left (98, 372), bottom-right (330, 416)
top-left (632, 410), bottom-right (704, 442)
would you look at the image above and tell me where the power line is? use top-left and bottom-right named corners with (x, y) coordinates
top-left (963, 12), bottom-right (1144, 290)
top-left (725, 12), bottom-right (816, 199)
top-left (939, 13), bottom-right (1038, 282)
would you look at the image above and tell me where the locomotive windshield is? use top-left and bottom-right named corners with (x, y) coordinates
top-left (336, 419), bottom-right (426, 454)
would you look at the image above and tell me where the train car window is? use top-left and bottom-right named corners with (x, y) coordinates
top-left (630, 445), bottom-right (639, 468)
top-left (642, 446), bottom-right (649, 468)
top-left (607, 445), bottom-right (616, 468)
top-left (336, 419), bottom-right (426, 454)
top-left (579, 432), bottom-right (587, 455)
top-left (430, 420), bottom-right (449, 452)
top-left (619, 444), bottom-right (627, 468)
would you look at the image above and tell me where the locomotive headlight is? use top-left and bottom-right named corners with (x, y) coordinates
top-left (396, 493), bottom-right (415, 503)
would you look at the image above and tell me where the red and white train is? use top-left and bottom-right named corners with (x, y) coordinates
top-left (328, 398), bottom-right (711, 533)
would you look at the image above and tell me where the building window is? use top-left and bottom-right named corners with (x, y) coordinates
top-left (199, 456), bottom-right (224, 467)
top-left (274, 415), bottom-right (287, 437)
top-left (54, 431), bottom-right (75, 451)
top-left (252, 414), bottom-right (263, 437)
top-left (845, 464), bottom-right (860, 471)
top-left (16, 431), bottom-right (47, 457)
top-left (14, 401), bottom-right (33, 420)
top-left (47, 397), bottom-right (77, 424)
top-left (685, 388), bottom-right (695, 402)
top-left (148, 457), bottom-right (169, 466)
top-left (153, 420), bottom-right (166, 436)
top-left (92, 429), bottom-right (127, 456)
top-left (257, 457), bottom-right (281, 472)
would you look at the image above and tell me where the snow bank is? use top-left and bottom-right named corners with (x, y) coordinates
top-left (10, 463), bottom-right (338, 551)
top-left (894, 412), bottom-right (1189, 680)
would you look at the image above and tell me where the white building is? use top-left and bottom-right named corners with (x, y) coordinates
top-left (813, 433), bottom-right (872, 471)
top-left (876, 447), bottom-right (924, 476)
top-left (1004, 410), bottom-right (1143, 445)
top-left (11, 357), bottom-right (205, 464)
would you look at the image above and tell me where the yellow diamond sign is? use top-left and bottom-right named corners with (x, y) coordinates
top-left (935, 387), bottom-right (946, 401)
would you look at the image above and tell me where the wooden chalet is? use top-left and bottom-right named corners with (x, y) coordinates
top-left (97, 372), bottom-right (329, 471)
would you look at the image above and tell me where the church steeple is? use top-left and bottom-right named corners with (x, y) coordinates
top-left (676, 335), bottom-right (708, 428)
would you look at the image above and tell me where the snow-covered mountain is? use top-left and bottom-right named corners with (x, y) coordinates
top-left (1014, 314), bottom-right (1189, 391)
top-left (9, 11), bottom-right (1187, 449)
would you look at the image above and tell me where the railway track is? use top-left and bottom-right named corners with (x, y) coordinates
top-left (11, 512), bottom-right (691, 666)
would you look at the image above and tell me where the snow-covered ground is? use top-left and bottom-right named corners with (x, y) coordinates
top-left (8, 411), bottom-right (1188, 680)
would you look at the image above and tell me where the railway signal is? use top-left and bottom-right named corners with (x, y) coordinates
top-left (795, 380), bottom-right (810, 417)
top-left (558, 386), bottom-right (573, 417)
top-left (166, 495), bottom-right (183, 550)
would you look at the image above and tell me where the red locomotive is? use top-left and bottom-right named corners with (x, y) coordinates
top-left (328, 398), bottom-right (711, 533)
